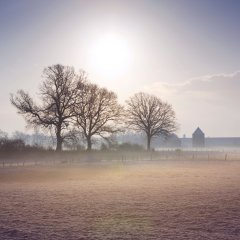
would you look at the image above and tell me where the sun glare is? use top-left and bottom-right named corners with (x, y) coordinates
top-left (88, 33), bottom-right (133, 79)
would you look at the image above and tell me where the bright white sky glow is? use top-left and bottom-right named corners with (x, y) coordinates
top-left (87, 33), bottom-right (134, 79)
top-left (1, 0), bottom-right (240, 137)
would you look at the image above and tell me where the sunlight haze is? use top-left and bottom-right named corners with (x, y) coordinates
top-left (1, 0), bottom-right (240, 137)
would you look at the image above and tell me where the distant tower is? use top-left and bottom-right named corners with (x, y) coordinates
top-left (192, 127), bottom-right (205, 148)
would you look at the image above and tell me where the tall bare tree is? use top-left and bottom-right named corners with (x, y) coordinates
top-left (126, 92), bottom-right (177, 150)
top-left (11, 64), bottom-right (82, 151)
top-left (74, 82), bottom-right (123, 151)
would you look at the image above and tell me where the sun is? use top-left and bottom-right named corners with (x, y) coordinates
top-left (87, 33), bottom-right (133, 79)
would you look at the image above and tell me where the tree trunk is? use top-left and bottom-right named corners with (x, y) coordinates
top-left (147, 134), bottom-right (151, 151)
top-left (56, 126), bottom-right (63, 151)
top-left (56, 139), bottom-right (62, 151)
top-left (87, 136), bottom-right (92, 151)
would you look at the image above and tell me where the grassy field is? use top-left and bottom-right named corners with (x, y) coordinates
top-left (0, 160), bottom-right (240, 239)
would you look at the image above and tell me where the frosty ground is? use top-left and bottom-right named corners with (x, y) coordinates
top-left (0, 160), bottom-right (240, 239)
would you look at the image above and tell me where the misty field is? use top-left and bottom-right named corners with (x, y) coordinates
top-left (0, 160), bottom-right (240, 240)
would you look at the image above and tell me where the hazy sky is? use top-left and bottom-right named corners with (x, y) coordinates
top-left (1, 0), bottom-right (240, 137)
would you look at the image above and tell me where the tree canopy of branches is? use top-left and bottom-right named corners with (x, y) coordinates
top-left (10, 64), bottom-right (82, 151)
top-left (126, 92), bottom-right (177, 150)
top-left (74, 82), bottom-right (123, 151)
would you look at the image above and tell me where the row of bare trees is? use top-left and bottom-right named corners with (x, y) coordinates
top-left (11, 64), bottom-right (177, 151)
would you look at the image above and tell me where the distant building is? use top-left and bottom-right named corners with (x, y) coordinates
top-left (115, 128), bottom-right (240, 149)
top-left (181, 137), bottom-right (192, 148)
top-left (205, 137), bottom-right (240, 148)
top-left (192, 127), bottom-right (205, 148)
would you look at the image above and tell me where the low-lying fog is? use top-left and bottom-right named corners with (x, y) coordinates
top-left (0, 160), bottom-right (240, 239)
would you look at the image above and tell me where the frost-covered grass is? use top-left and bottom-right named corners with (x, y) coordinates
top-left (0, 161), bottom-right (240, 239)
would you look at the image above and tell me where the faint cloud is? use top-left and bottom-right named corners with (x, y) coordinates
top-left (143, 71), bottom-right (240, 137)
top-left (145, 71), bottom-right (240, 105)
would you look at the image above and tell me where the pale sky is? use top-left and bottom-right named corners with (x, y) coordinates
top-left (1, 0), bottom-right (240, 137)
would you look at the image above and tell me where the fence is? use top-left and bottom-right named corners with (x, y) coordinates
top-left (1, 149), bottom-right (240, 168)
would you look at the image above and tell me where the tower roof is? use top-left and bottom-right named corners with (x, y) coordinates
top-left (193, 127), bottom-right (204, 136)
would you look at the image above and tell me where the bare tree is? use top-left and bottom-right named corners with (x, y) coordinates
top-left (74, 82), bottom-right (123, 151)
top-left (10, 64), bottom-right (83, 151)
top-left (126, 92), bottom-right (177, 150)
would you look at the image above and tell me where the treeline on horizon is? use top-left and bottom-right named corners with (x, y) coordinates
top-left (7, 64), bottom-right (177, 152)
top-left (0, 129), bottom-right (145, 154)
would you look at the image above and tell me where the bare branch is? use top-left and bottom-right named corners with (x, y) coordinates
top-left (126, 92), bottom-right (178, 150)
top-left (10, 64), bottom-right (82, 151)
top-left (74, 82), bottom-right (123, 151)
